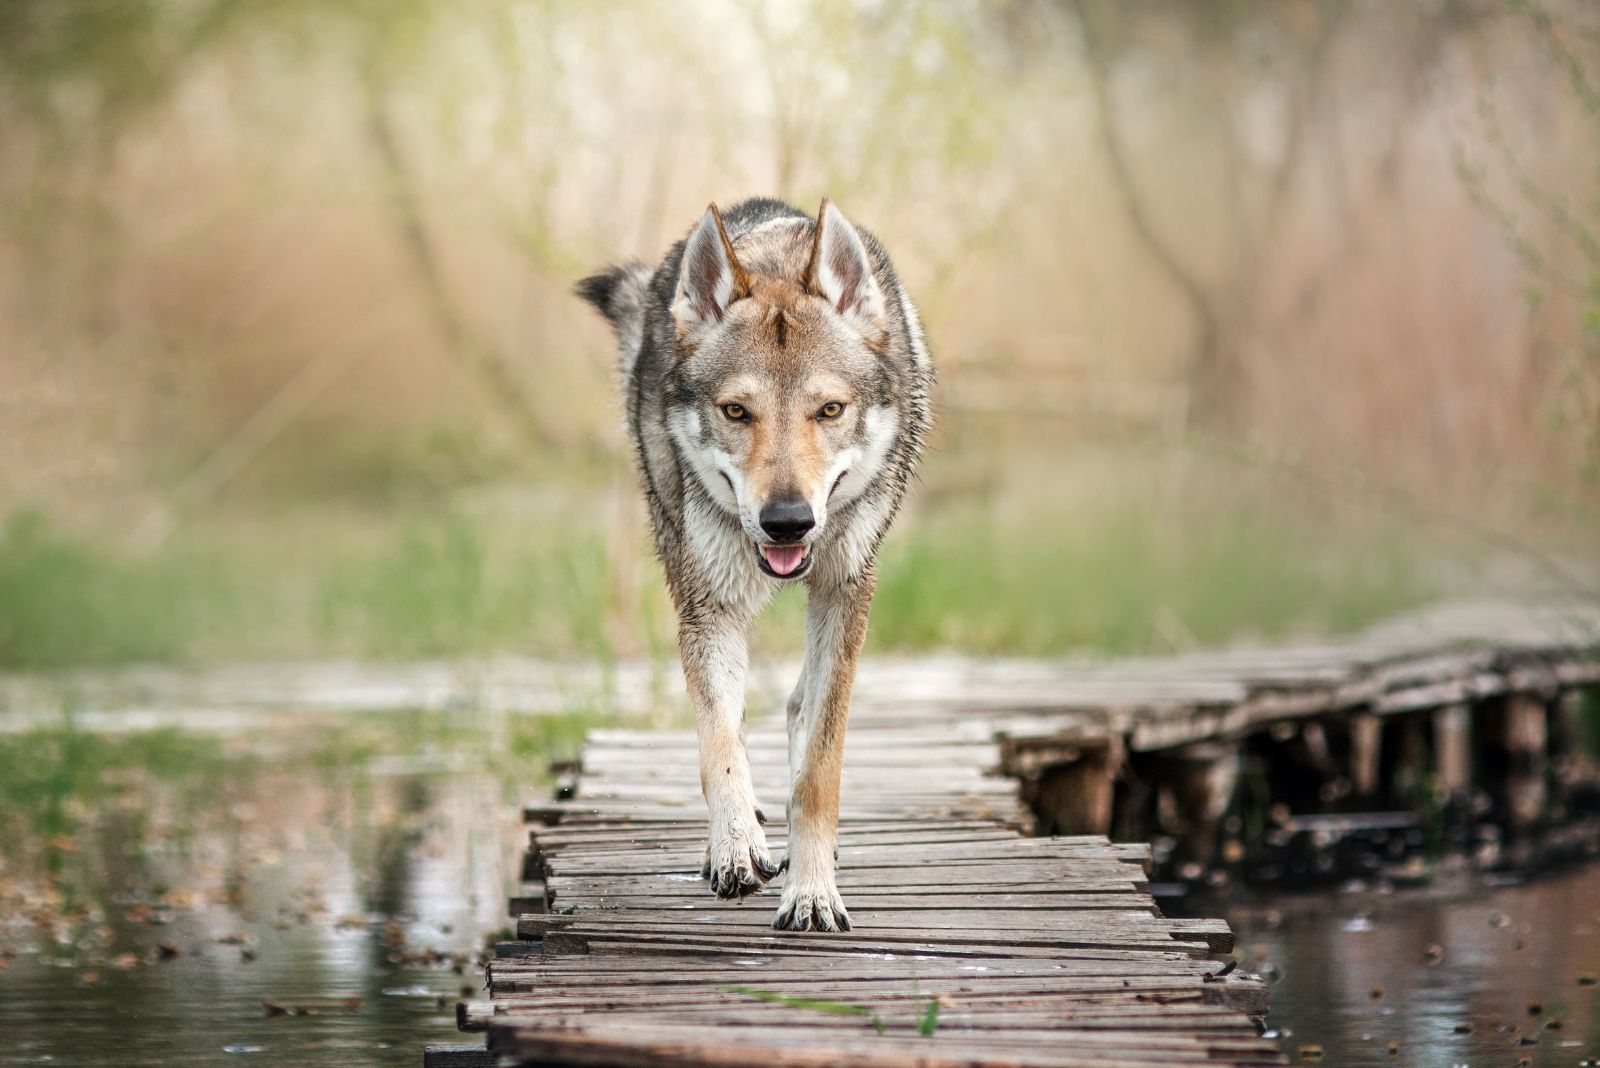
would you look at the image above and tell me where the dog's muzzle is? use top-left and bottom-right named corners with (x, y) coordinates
top-left (755, 498), bottom-right (814, 579)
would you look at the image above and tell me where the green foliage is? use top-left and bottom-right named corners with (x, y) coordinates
top-left (720, 984), bottom-right (885, 1033)
top-left (0, 0), bottom-right (446, 115)
top-left (1577, 689), bottom-right (1600, 755)
top-left (313, 509), bottom-right (620, 660)
top-left (0, 511), bottom-right (224, 668)
top-left (917, 995), bottom-right (940, 1037)
top-left (867, 503), bottom-right (1436, 657)
top-left (0, 493), bottom-right (1449, 670)
top-left (1459, 1), bottom-right (1600, 486)
top-left (0, 2), bottom-right (201, 120)
top-left (719, 982), bottom-right (943, 1036)
top-left (505, 708), bottom-right (610, 768)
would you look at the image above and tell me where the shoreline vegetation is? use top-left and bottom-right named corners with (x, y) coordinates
top-left (0, 484), bottom-right (1473, 673)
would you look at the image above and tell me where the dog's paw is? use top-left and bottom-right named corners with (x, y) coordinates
top-left (772, 874), bottom-right (851, 932)
top-left (704, 809), bottom-right (778, 900)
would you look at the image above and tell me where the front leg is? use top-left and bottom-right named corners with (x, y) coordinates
top-left (774, 570), bottom-right (874, 932)
top-left (680, 603), bottom-right (779, 899)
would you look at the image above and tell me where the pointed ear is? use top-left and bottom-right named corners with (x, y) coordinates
top-left (672, 203), bottom-right (750, 342)
top-left (806, 198), bottom-right (885, 337)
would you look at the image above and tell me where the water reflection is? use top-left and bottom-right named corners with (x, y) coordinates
top-left (0, 712), bottom-right (546, 1067)
top-left (1205, 864), bottom-right (1600, 1067)
top-left (4, 706), bottom-right (1598, 1067)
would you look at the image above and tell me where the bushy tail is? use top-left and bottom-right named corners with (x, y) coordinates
top-left (575, 262), bottom-right (653, 374)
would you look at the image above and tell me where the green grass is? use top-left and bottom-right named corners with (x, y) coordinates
top-left (868, 504), bottom-right (1438, 655)
top-left (719, 984), bottom-right (887, 1033)
top-left (0, 490), bottom-right (1459, 671)
top-left (316, 511), bottom-right (609, 659)
top-left (0, 510), bottom-right (235, 667)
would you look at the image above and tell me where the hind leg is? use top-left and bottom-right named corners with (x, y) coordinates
top-left (785, 663), bottom-right (810, 810)
top-left (773, 570), bottom-right (874, 932)
top-left (772, 661), bottom-right (811, 876)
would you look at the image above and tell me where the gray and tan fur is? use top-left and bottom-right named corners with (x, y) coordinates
top-left (577, 196), bottom-right (932, 931)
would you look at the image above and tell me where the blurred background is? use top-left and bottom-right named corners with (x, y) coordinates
top-left (3, 5), bottom-right (1600, 1067)
top-left (3, 0), bottom-right (1597, 672)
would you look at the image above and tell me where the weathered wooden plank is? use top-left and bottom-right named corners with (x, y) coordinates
top-left (481, 980), bottom-right (1268, 1018)
top-left (491, 1022), bottom-right (1285, 1068)
top-left (529, 818), bottom-right (1010, 841)
top-left (487, 964), bottom-right (1247, 983)
top-left (469, 601), bottom-right (1600, 1065)
top-left (534, 828), bottom-right (1029, 853)
top-left (487, 1005), bottom-right (1267, 1033)
top-left (474, 652), bottom-right (1289, 1068)
top-left (422, 1042), bottom-right (496, 1067)
top-left (547, 881), bottom-right (1145, 903)
top-left (538, 937), bottom-right (1201, 965)
top-left (549, 892), bottom-right (1156, 912)
top-left (525, 925), bottom-right (1225, 959)
top-left (526, 800), bottom-right (1035, 825)
top-left (545, 865), bottom-right (1148, 896)
top-left (489, 956), bottom-right (1213, 980)
top-left (521, 907), bottom-right (1178, 936)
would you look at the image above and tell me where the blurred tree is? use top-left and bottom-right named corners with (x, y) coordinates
top-left (1063, 0), bottom-right (1477, 434)
top-left (1458, 0), bottom-right (1600, 487)
top-left (0, 0), bottom-right (565, 523)
top-left (2, 0), bottom-right (1589, 531)
top-left (740, 0), bottom-right (1009, 260)
top-left (0, 0), bottom-right (1018, 522)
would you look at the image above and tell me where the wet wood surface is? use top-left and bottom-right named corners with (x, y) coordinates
top-left (427, 600), bottom-right (1600, 1067)
top-left (440, 708), bottom-right (1278, 1066)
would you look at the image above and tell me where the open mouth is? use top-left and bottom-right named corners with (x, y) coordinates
top-left (757, 543), bottom-right (811, 579)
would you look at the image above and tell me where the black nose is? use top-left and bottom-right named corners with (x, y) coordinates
top-left (759, 498), bottom-right (814, 543)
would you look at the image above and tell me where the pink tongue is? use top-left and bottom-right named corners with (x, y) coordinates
top-left (762, 545), bottom-right (807, 576)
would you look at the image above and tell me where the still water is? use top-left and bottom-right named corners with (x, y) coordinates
top-left (1205, 866), bottom-right (1600, 1067)
top-left (0, 707), bottom-right (546, 1067)
top-left (0, 698), bottom-right (1596, 1068)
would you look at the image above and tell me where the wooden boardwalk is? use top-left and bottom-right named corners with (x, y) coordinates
top-left (432, 599), bottom-right (1599, 1067)
top-left (443, 714), bottom-right (1278, 1066)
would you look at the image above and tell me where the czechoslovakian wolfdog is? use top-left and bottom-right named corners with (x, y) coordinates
top-left (577, 197), bottom-right (932, 931)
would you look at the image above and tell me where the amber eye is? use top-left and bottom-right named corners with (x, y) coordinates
top-left (818, 401), bottom-right (845, 420)
top-left (720, 403), bottom-right (747, 422)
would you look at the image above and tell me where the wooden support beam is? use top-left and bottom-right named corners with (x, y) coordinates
top-left (1349, 713), bottom-right (1381, 798)
top-left (1148, 743), bottom-right (1238, 874)
top-left (1552, 690), bottom-right (1586, 758)
top-left (457, 1000), bottom-right (495, 1033)
top-left (1033, 737), bottom-right (1126, 837)
top-left (1432, 704), bottom-right (1471, 799)
top-left (508, 880), bottom-right (546, 917)
top-left (424, 1043), bottom-right (496, 1068)
top-left (1504, 694), bottom-right (1549, 826)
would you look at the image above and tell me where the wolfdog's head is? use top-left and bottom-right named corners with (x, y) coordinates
top-left (667, 200), bottom-right (901, 582)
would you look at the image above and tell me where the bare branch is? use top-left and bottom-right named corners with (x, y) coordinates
top-left (1454, 138), bottom-right (1591, 300)
top-left (1072, 0), bottom-right (1218, 344)
top-left (1248, 5), bottom-right (1345, 269)
top-left (361, 75), bottom-right (558, 453)
top-left (1279, 14), bottom-right (1442, 329)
